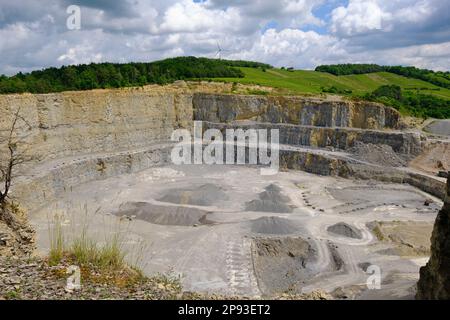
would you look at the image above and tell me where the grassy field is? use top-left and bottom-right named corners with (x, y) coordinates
top-left (215, 67), bottom-right (450, 100)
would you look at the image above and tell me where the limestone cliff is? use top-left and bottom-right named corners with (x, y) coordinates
top-left (417, 174), bottom-right (450, 299)
top-left (203, 121), bottom-right (422, 155)
top-left (1, 87), bottom-right (401, 168)
top-left (0, 86), bottom-right (193, 164)
top-left (0, 85), bottom-right (436, 211)
top-left (193, 94), bottom-right (400, 129)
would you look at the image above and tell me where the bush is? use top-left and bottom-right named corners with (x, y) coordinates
top-left (372, 85), bottom-right (402, 100)
top-left (316, 64), bottom-right (384, 76)
top-left (321, 86), bottom-right (352, 95)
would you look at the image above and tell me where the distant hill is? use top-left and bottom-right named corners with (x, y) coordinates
top-left (214, 67), bottom-right (450, 119)
top-left (0, 57), bottom-right (272, 94)
top-left (315, 64), bottom-right (450, 89)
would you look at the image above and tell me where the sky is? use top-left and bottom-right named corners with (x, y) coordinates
top-left (0, 0), bottom-right (449, 75)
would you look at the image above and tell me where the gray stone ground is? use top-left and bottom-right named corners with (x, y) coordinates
top-left (29, 165), bottom-right (442, 299)
top-left (424, 120), bottom-right (450, 137)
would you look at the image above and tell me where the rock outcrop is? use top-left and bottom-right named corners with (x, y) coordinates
top-left (417, 174), bottom-right (450, 299)
top-left (0, 204), bottom-right (35, 257)
top-left (193, 94), bottom-right (400, 129)
top-left (202, 121), bottom-right (422, 155)
top-left (0, 86), bottom-right (193, 165)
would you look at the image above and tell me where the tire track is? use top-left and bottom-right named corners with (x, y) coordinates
top-left (225, 237), bottom-right (260, 297)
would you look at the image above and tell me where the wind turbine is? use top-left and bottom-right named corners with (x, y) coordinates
top-left (214, 41), bottom-right (229, 60)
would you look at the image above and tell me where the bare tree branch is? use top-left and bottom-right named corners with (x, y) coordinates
top-left (0, 107), bottom-right (35, 205)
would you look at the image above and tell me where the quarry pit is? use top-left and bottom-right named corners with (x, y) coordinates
top-left (1, 82), bottom-right (448, 299)
top-left (30, 164), bottom-right (441, 299)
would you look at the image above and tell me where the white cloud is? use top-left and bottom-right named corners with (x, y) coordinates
top-left (232, 28), bottom-right (347, 69)
top-left (330, 0), bottom-right (392, 36)
top-left (57, 45), bottom-right (103, 64)
top-left (158, 0), bottom-right (242, 34)
top-left (0, 0), bottom-right (448, 75)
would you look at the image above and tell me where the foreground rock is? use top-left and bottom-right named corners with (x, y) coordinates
top-left (0, 256), bottom-right (331, 300)
top-left (0, 204), bottom-right (35, 257)
top-left (417, 173), bottom-right (450, 299)
top-left (0, 257), bottom-right (182, 300)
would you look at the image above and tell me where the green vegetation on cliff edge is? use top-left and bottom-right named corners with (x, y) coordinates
top-left (1, 57), bottom-right (448, 118)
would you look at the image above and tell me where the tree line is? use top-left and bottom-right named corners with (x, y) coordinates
top-left (0, 57), bottom-right (271, 94)
top-left (365, 85), bottom-right (450, 119)
top-left (315, 64), bottom-right (450, 89)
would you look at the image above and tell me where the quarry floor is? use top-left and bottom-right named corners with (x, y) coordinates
top-left (29, 164), bottom-right (442, 299)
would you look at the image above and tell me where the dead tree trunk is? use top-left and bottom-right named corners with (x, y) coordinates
top-left (0, 107), bottom-right (32, 206)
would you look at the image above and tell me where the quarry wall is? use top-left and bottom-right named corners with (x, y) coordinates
top-left (202, 122), bottom-right (422, 155)
top-left (0, 85), bottom-right (444, 210)
top-left (193, 93), bottom-right (400, 129)
top-left (0, 87), bottom-right (193, 164)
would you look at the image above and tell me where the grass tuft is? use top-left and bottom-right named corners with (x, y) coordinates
top-left (48, 209), bottom-right (127, 271)
top-left (48, 214), bottom-right (65, 266)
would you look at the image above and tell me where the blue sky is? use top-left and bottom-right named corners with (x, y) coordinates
top-left (0, 0), bottom-right (449, 75)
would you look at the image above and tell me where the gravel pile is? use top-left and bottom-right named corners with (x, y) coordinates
top-left (349, 141), bottom-right (407, 167)
top-left (252, 237), bottom-right (317, 294)
top-left (246, 184), bottom-right (294, 213)
top-left (250, 216), bottom-right (297, 235)
top-left (327, 222), bottom-right (362, 239)
top-left (158, 183), bottom-right (228, 206)
top-left (114, 202), bottom-right (212, 226)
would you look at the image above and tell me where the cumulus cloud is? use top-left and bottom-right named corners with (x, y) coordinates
top-left (233, 28), bottom-right (347, 69)
top-left (0, 0), bottom-right (448, 75)
top-left (330, 0), bottom-right (392, 36)
top-left (158, 0), bottom-right (243, 34)
top-left (330, 0), bottom-right (450, 48)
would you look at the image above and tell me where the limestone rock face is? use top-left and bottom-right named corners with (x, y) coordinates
top-left (203, 121), bottom-right (422, 155)
top-left (417, 174), bottom-right (450, 299)
top-left (0, 87), bottom-right (193, 165)
top-left (193, 94), bottom-right (400, 129)
top-left (0, 86), bottom-right (193, 210)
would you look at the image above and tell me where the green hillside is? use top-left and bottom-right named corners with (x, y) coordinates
top-left (315, 64), bottom-right (450, 89)
top-left (213, 67), bottom-right (450, 118)
top-left (215, 67), bottom-right (450, 100)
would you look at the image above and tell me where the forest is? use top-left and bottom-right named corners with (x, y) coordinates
top-left (0, 57), bottom-right (271, 94)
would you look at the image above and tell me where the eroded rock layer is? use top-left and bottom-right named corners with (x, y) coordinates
top-left (0, 87), bottom-right (193, 164)
top-left (203, 121), bottom-right (422, 155)
top-left (193, 94), bottom-right (400, 129)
